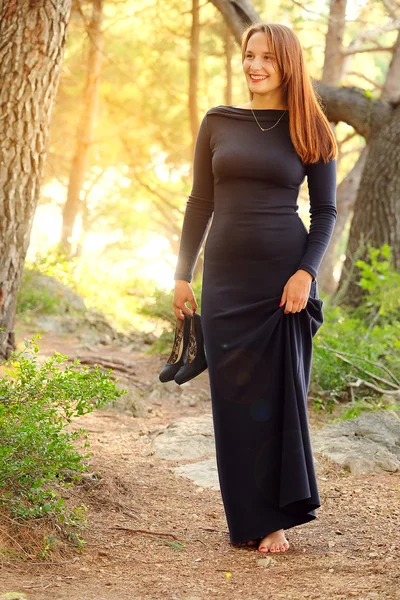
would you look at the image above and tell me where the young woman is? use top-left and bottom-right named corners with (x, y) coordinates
top-left (172, 22), bottom-right (338, 554)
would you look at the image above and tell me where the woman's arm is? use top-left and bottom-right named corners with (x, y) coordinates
top-left (296, 158), bottom-right (338, 282)
top-left (173, 113), bottom-right (214, 283)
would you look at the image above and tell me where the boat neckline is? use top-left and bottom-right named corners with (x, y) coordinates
top-left (218, 105), bottom-right (288, 112)
top-left (208, 105), bottom-right (289, 121)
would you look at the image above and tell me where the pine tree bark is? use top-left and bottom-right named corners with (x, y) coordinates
top-left (0, 0), bottom-right (72, 359)
top-left (334, 104), bottom-right (400, 306)
top-left (335, 29), bottom-right (400, 305)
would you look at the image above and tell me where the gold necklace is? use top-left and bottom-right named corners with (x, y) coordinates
top-left (250, 107), bottom-right (287, 132)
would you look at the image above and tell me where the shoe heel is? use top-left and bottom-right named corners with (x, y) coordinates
top-left (186, 316), bottom-right (197, 364)
top-left (174, 312), bottom-right (208, 385)
top-left (159, 315), bottom-right (191, 383)
top-left (166, 318), bottom-right (185, 365)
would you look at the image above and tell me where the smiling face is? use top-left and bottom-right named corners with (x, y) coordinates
top-left (243, 31), bottom-right (284, 103)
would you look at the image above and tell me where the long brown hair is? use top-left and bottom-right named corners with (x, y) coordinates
top-left (241, 23), bottom-right (338, 164)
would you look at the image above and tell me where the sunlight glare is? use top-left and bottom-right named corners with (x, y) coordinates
top-left (28, 185), bottom-right (176, 290)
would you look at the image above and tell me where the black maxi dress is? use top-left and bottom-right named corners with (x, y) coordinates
top-left (173, 105), bottom-right (337, 545)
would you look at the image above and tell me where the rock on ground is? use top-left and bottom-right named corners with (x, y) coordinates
top-left (152, 409), bottom-right (400, 489)
top-left (152, 414), bottom-right (215, 461)
top-left (310, 409), bottom-right (400, 474)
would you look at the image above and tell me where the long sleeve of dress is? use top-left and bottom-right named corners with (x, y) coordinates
top-left (296, 158), bottom-right (338, 282)
top-left (173, 114), bottom-right (214, 283)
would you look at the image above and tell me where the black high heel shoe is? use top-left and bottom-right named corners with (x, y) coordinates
top-left (174, 312), bottom-right (208, 385)
top-left (159, 314), bottom-right (191, 383)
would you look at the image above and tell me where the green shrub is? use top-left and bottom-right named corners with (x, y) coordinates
top-left (0, 334), bottom-right (127, 549)
top-left (21, 247), bottom-right (154, 332)
top-left (16, 270), bottom-right (62, 316)
top-left (312, 243), bottom-right (400, 415)
top-left (353, 242), bottom-right (400, 324)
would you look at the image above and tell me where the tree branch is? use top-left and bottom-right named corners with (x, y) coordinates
top-left (313, 81), bottom-right (392, 140)
top-left (346, 72), bottom-right (383, 90)
top-left (346, 19), bottom-right (400, 49)
top-left (342, 44), bottom-right (396, 56)
top-left (380, 0), bottom-right (400, 20)
top-left (209, 0), bottom-right (260, 44)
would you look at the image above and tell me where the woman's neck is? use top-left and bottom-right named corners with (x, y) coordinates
top-left (248, 92), bottom-right (288, 110)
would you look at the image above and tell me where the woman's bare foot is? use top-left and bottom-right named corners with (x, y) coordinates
top-left (258, 529), bottom-right (290, 553)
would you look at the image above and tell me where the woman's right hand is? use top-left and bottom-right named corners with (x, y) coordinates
top-left (173, 280), bottom-right (198, 320)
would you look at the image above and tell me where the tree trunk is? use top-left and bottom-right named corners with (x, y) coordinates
top-left (317, 146), bottom-right (368, 294)
top-left (189, 0), bottom-right (200, 157)
top-left (334, 104), bottom-right (400, 306)
top-left (224, 24), bottom-right (233, 106)
top-left (336, 30), bottom-right (400, 304)
top-left (381, 26), bottom-right (400, 102)
top-left (0, 0), bottom-right (72, 360)
top-left (322, 0), bottom-right (347, 83)
top-left (60, 0), bottom-right (104, 255)
top-left (318, 0), bottom-right (347, 292)
top-left (189, 0), bottom-right (204, 279)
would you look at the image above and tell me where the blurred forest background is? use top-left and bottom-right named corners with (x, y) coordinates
top-left (0, 0), bottom-right (398, 401)
top-left (31, 0), bottom-right (395, 303)
top-left (1, 0), bottom-right (400, 567)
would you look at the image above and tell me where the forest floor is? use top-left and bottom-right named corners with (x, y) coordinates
top-left (0, 327), bottom-right (399, 600)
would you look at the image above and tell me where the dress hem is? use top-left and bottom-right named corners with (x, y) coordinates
top-left (229, 512), bottom-right (317, 546)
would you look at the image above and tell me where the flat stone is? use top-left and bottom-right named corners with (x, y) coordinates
top-left (172, 458), bottom-right (220, 490)
top-left (311, 410), bottom-right (400, 474)
top-left (157, 410), bottom-right (400, 492)
top-left (152, 414), bottom-right (215, 461)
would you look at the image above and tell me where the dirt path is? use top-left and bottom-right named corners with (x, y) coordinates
top-left (1, 330), bottom-right (399, 600)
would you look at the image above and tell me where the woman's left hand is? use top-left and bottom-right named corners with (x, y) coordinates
top-left (279, 269), bottom-right (313, 314)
